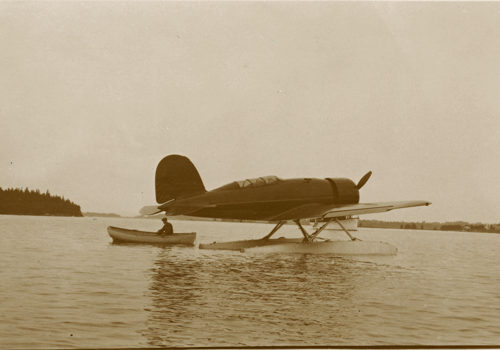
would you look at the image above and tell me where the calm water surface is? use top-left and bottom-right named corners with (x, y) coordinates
top-left (1, 215), bottom-right (500, 348)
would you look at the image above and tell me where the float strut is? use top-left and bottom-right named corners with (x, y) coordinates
top-left (335, 218), bottom-right (359, 241)
top-left (294, 220), bottom-right (312, 243)
top-left (310, 217), bottom-right (335, 241)
top-left (261, 221), bottom-right (286, 240)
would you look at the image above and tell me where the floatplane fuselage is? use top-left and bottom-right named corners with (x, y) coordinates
top-left (139, 155), bottom-right (431, 254)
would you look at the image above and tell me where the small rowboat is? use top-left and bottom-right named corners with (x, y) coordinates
top-left (107, 226), bottom-right (196, 245)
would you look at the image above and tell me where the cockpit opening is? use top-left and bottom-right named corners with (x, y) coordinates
top-left (214, 175), bottom-right (284, 191)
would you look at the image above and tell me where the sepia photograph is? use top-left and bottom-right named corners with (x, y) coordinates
top-left (1, 1), bottom-right (499, 348)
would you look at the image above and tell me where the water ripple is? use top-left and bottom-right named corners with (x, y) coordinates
top-left (1, 217), bottom-right (500, 347)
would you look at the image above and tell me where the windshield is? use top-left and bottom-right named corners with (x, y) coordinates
top-left (235, 175), bottom-right (283, 188)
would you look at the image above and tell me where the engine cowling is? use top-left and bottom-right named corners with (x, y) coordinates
top-left (325, 178), bottom-right (360, 204)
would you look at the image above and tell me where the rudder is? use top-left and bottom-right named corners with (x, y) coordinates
top-left (155, 155), bottom-right (206, 204)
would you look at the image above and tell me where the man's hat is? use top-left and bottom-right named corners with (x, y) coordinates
top-left (162, 217), bottom-right (168, 222)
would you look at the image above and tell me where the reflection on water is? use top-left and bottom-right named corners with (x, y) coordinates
top-left (142, 248), bottom-right (401, 346)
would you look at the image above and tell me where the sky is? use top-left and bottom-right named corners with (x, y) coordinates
top-left (1, 2), bottom-right (499, 223)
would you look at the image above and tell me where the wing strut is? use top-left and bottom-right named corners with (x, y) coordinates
top-left (260, 218), bottom-right (361, 244)
top-left (310, 218), bottom-right (335, 241)
top-left (294, 220), bottom-right (312, 243)
top-left (335, 218), bottom-right (361, 241)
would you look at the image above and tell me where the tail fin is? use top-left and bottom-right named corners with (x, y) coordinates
top-left (155, 155), bottom-right (206, 204)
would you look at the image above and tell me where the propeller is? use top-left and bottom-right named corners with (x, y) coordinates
top-left (356, 171), bottom-right (372, 190)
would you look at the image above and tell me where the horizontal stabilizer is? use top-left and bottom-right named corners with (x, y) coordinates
top-left (140, 205), bottom-right (162, 216)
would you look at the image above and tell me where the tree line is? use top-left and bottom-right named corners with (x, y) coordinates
top-left (0, 187), bottom-right (83, 217)
top-left (359, 219), bottom-right (500, 233)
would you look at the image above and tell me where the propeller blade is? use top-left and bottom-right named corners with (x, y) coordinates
top-left (356, 171), bottom-right (372, 190)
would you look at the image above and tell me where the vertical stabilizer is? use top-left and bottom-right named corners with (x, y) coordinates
top-left (155, 155), bottom-right (206, 204)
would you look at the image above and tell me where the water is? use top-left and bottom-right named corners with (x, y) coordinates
top-left (1, 215), bottom-right (500, 348)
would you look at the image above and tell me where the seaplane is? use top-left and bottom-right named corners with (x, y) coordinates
top-left (139, 155), bottom-right (431, 255)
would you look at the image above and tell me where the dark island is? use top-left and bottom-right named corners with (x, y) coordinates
top-left (0, 187), bottom-right (83, 217)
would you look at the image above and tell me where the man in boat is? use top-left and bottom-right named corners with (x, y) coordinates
top-left (157, 217), bottom-right (174, 236)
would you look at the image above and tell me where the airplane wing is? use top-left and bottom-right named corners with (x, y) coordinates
top-left (141, 200), bottom-right (431, 221)
top-left (268, 200), bottom-right (431, 222)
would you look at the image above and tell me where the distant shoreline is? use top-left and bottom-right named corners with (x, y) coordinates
top-left (50, 211), bottom-right (500, 234)
top-left (85, 212), bottom-right (500, 234)
top-left (83, 212), bottom-right (121, 218)
top-left (359, 219), bottom-right (500, 234)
